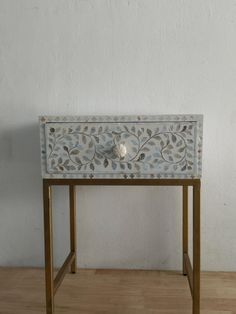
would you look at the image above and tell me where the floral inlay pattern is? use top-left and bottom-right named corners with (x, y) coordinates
top-left (39, 115), bottom-right (203, 179)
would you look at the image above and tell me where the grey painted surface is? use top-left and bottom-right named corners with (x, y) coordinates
top-left (0, 1), bottom-right (236, 271)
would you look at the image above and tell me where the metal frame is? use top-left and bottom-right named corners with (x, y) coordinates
top-left (43, 178), bottom-right (201, 314)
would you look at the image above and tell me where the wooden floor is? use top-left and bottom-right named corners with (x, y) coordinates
top-left (0, 268), bottom-right (236, 314)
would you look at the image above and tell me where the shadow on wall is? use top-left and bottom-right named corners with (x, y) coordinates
top-left (0, 122), bottom-right (45, 266)
top-left (0, 122), bottom-right (42, 197)
top-left (0, 122), bottom-right (41, 166)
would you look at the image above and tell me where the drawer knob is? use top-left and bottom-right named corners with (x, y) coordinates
top-left (113, 143), bottom-right (127, 159)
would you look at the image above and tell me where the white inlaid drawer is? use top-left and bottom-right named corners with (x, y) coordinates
top-left (39, 115), bottom-right (203, 179)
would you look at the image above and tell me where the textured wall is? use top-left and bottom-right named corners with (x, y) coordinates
top-left (0, 0), bottom-right (236, 270)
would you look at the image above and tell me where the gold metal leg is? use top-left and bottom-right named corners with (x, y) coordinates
top-left (69, 185), bottom-right (77, 273)
top-left (42, 178), bottom-right (200, 314)
top-left (183, 186), bottom-right (188, 276)
top-left (43, 181), bottom-right (54, 314)
top-left (193, 182), bottom-right (201, 314)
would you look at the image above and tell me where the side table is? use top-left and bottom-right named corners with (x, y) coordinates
top-left (40, 115), bottom-right (203, 314)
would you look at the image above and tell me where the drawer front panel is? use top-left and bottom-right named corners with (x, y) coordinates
top-left (39, 115), bottom-right (203, 179)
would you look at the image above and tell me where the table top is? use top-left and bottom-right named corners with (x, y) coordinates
top-left (39, 115), bottom-right (203, 179)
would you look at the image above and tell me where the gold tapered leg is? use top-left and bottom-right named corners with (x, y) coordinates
top-left (193, 182), bottom-right (201, 314)
top-left (183, 186), bottom-right (188, 275)
top-left (43, 181), bottom-right (54, 314)
top-left (69, 185), bottom-right (77, 273)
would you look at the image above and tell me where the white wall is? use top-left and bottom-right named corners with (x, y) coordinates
top-left (0, 0), bottom-right (236, 271)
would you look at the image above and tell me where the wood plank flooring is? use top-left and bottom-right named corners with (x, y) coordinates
top-left (0, 268), bottom-right (236, 314)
